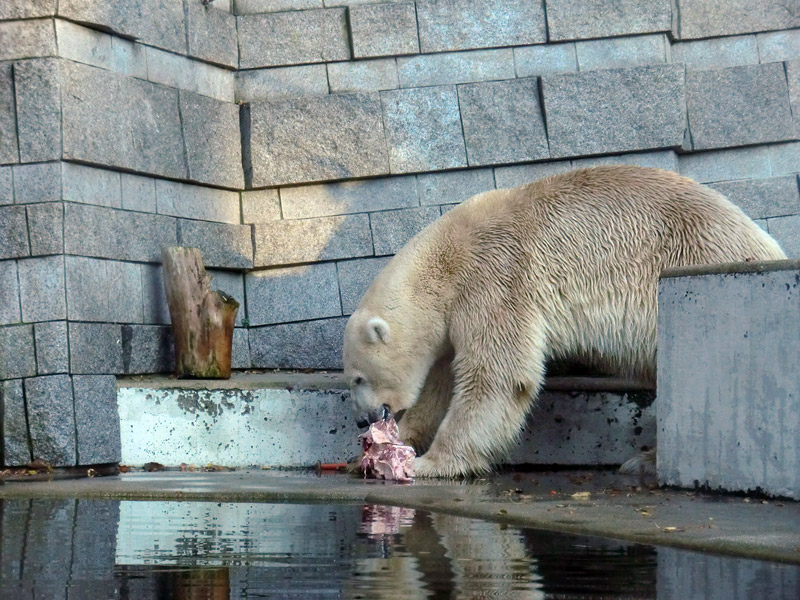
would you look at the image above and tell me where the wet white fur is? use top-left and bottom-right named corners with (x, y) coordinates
top-left (343, 166), bottom-right (786, 478)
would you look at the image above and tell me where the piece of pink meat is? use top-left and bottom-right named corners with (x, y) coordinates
top-left (359, 417), bottom-right (415, 482)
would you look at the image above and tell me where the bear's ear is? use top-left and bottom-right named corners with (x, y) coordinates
top-left (365, 317), bottom-right (391, 344)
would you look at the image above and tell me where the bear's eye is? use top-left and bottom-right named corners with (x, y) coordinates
top-left (353, 376), bottom-right (365, 386)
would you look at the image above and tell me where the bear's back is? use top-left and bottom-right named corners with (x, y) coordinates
top-left (445, 165), bottom-right (784, 277)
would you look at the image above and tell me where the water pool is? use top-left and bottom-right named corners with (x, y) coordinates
top-left (0, 499), bottom-right (797, 598)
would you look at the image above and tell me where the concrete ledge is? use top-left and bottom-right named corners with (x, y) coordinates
top-left (661, 258), bottom-right (800, 279)
top-left (116, 371), bottom-right (653, 468)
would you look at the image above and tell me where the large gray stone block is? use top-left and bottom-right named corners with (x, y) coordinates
top-left (546, 0), bottom-right (671, 41)
top-left (58, 0), bottom-right (187, 54)
top-left (0, 260), bottom-right (20, 325)
top-left (56, 19), bottom-right (128, 77)
top-left (416, 0), bottom-right (546, 53)
top-left (12, 161), bottom-right (61, 204)
top-left (514, 43), bottom-right (578, 78)
top-left (24, 374), bottom-right (76, 466)
top-left (327, 58), bottom-right (399, 93)
top-left (371, 206), bottom-right (441, 255)
top-left (249, 317), bottom-right (347, 369)
top-left (0, 64), bottom-right (18, 165)
top-left (281, 176), bottom-right (418, 219)
top-left (766, 216), bottom-right (800, 257)
top-left (65, 256), bottom-right (143, 323)
top-left (0, 167), bottom-right (11, 204)
top-left (64, 202), bottom-right (177, 263)
top-left (671, 36), bottom-right (759, 71)
top-left (179, 91), bottom-right (244, 189)
top-left (121, 325), bottom-right (174, 375)
top-left (178, 219), bottom-right (253, 269)
top-left (0, 206), bottom-right (30, 259)
top-left (1, 379), bottom-right (31, 466)
top-left (241, 189), bottom-right (281, 224)
top-left (350, 2), bottom-right (419, 59)
top-left (250, 93), bottom-right (389, 187)
top-left (397, 48), bottom-right (515, 88)
top-left (235, 64), bottom-right (329, 102)
top-left (0, 19), bottom-right (56, 61)
top-left (758, 30), bottom-right (800, 63)
top-left (381, 85), bottom-right (467, 173)
top-left (542, 64), bottom-right (686, 158)
top-left (246, 263), bottom-right (341, 326)
top-left (458, 78), bottom-right (549, 166)
top-left (18, 255), bottom-right (66, 322)
top-left (34, 320), bottom-right (68, 375)
top-left (61, 62), bottom-right (186, 181)
top-left (679, 146), bottom-right (772, 183)
top-left (187, 4), bottom-right (238, 68)
top-left (768, 142), bottom-right (800, 177)
top-left (0, 324), bottom-right (36, 379)
top-left (417, 168), bottom-right (495, 206)
top-left (658, 265), bottom-right (800, 499)
top-left (68, 322), bottom-right (123, 374)
top-left (62, 162), bottom-right (121, 208)
top-left (27, 202), bottom-right (64, 255)
top-left (337, 256), bottom-right (391, 314)
top-left (0, 0), bottom-right (56, 19)
top-left (238, 8), bottom-right (350, 68)
top-left (575, 34), bottom-right (668, 71)
top-left (233, 327), bottom-right (251, 370)
top-left (788, 61), bottom-right (800, 134)
top-left (709, 177), bottom-right (800, 220)
top-left (686, 64), bottom-right (797, 151)
top-left (140, 264), bottom-right (170, 325)
top-left (73, 375), bottom-right (121, 464)
top-left (494, 160), bottom-right (574, 190)
top-left (675, 0), bottom-right (800, 40)
top-left (236, 0), bottom-right (321, 13)
top-left (253, 214), bottom-right (373, 267)
top-left (145, 46), bottom-right (234, 103)
top-left (14, 58), bottom-right (62, 163)
top-left (571, 149), bottom-right (679, 172)
top-left (121, 173), bottom-right (156, 213)
top-left (155, 180), bottom-right (241, 224)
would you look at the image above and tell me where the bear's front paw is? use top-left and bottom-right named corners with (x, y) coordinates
top-left (413, 455), bottom-right (486, 479)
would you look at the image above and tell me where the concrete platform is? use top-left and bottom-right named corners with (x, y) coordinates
top-left (658, 260), bottom-right (800, 500)
top-left (117, 372), bottom-right (654, 468)
top-left (1, 469), bottom-right (798, 565)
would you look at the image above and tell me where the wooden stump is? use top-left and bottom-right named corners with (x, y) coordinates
top-left (162, 246), bottom-right (239, 379)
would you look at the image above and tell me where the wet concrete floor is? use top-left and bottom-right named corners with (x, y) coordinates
top-left (2, 468), bottom-right (798, 565)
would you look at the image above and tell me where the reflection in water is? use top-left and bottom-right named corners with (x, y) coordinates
top-left (0, 499), bottom-right (798, 599)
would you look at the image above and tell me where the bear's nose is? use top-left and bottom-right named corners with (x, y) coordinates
top-left (356, 404), bottom-right (392, 429)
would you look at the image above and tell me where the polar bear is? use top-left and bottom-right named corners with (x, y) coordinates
top-left (343, 166), bottom-right (786, 478)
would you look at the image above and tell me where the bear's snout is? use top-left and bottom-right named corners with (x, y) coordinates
top-left (356, 404), bottom-right (392, 428)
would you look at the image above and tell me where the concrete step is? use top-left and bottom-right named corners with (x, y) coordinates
top-left (117, 372), bottom-right (654, 469)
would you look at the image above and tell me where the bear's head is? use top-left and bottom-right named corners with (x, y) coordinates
top-left (343, 310), bottom-right (433, 428)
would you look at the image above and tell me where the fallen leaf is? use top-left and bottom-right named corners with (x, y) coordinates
top-left (571, 491), bottom-right (591, 500)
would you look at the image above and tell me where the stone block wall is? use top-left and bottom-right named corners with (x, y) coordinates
top-left (1, 0), bottom-right (799, 467)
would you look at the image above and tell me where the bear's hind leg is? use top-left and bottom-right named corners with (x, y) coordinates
top-left (414, 317), bottom-right (547, 478)
top-left (398, 354), bottom-right (454, 456)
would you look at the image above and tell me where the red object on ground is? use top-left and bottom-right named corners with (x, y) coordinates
top-left (359, 418), bottom-right (415, 482)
